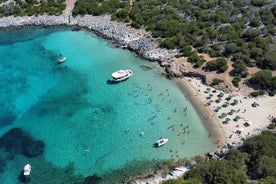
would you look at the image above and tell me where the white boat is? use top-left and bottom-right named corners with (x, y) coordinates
top-left (57, 57), bottom-right (67, 64)
top-left (23, 164), bottom-right (31, 176)
top-left (109, 70), bottom-right (133, 82)
top-left (156, 138), bottom-right (168, 147)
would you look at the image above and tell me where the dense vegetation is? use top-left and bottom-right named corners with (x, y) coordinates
top-left (164, 131), bottom-right (276, 184)
top-left (73, 0), bottom-right (276, 71)
top-left (72, 0), bottom-right (129, 20)
top-left (0, 0), bottom-right (66, 16)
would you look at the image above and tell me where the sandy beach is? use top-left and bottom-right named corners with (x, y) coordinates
top-left (175, 77), bottom-right (276, 149)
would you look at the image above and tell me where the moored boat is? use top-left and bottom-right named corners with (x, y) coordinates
top-left (23, 164), bottom-right (31, 176)
top-left (156, 138), bottom-right (168, 147)
top-left (109, 69), bottom-right (133, 82)
top-left (57, 57), bottom-right (67, 64)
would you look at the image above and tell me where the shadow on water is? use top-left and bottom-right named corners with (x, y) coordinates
top-left (18, 171), bottom-right (31, 183)
top-left (140, 65), bottom-right (153, 71)
top-left (106, 79), bottom-right (131, 85)
top-left (106, 79), bottom-right (116, 85)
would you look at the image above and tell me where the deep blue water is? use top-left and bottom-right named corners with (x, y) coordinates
top-left (0, 28), bottom-right (214, 183)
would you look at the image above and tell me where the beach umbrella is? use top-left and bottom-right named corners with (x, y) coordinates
top-left (222, 102), bottom-right (229, 107)
top-left (230, 109), bottom-right (235, 113)
top-left (233, 115), bottom-right (240, 121)
top-left (226, 95), bottom-right (232, 101)
top-left (231, 99), bottom-right (238, 106)
top-left (217, 106), bottom-right (221, 109)
top-left (219, 113), bottom-right (227, 119)
top-left (228, 111), bottom-right (233, 115)
top-left (218, 92), bottom-right (224, 97)
top-left (251, 102), bottom-right (259, 107)
top-left (209, 94), bottom-right (214, 97)
top-left (226, 118), bottom-right (231, 122)
top-left (207, 87), bottom-right (211, 91)
top-left (223, 120), bottom-right (228, 124)
top-left (246, 120), bottom-right (252, 125)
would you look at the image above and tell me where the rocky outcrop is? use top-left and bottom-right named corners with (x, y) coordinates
top-left (0, 15), bottom-right (178, 63)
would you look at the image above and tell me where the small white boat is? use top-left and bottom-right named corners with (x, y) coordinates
top-left (23, 164), bottom-right (31, 176)
top-left (156, 138), bottom-right (168, 147)
top-left (109, 70), bottom-right (133, 82)
top-left (57, 57), bottom-right (67, 64)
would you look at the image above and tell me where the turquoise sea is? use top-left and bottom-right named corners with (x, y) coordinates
top-left (0, 28), bottom-right (214, 183)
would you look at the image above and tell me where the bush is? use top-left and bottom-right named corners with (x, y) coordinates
top-left (268, 91), bottom-right (275, 96)
top-left (210, 78), bottom-right (224, 86)
top-left (250, 90), bottom-right (265, 97)
top-left (232, 77), bottom-right (241, 88)
top-left (187, 53), bottom-right (203, 63)
top-left (250, 70), bottom-right (276, 90)
top-left (206, 58), bottom-right (228, 73)
top-left (194, 59), bottom-right (205, 68)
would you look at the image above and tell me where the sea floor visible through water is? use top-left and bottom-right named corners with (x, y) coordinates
top-left (0, 27), bottom-right (214, 183)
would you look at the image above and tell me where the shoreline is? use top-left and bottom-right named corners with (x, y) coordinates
top-left (174, 78), bottom-right (227, 150)
top-left (0, 15), bottom-right (177, 63)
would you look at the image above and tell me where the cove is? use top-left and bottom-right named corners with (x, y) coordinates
top-left (0, 27), bottom-right (214, 183)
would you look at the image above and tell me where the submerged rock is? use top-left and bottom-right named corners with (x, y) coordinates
top-left (23, 140), bottom-right (44, 158)
top-left (0, 128), bottom-right (44, 158)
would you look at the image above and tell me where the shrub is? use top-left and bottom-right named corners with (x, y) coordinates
top-left (210, 78), bottom-right (224, 86)
top-left (194, 59), bottom-right (205, 68)
top-left (187, 53), bottom-right (202, 63)
top-left (250, 90), bottom-right (265, 97)
top-left (250, 70), bottom-right (276, 90)
top-left (206, 58), bottom-right (228, 73)
top-left (268, 91), bottom-right (275, 96)
top-left (232, 77), bottom-right (241, 88)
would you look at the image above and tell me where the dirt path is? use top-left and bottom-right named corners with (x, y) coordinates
top-left (62, 0), bottom-right (75, 16)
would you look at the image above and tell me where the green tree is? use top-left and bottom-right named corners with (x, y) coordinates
top-left (243, 28), bottom-right (262, 41)
top-left (250, 70), bottom-right (275, 89)
top-left (255, 156), bottom-right (276, 178)
top-left (232, 59), bottom-right (248, 78)
top-left (206, 58), bottom-right (228, 73)
top-left (261, 50), bottom-right (276, 70)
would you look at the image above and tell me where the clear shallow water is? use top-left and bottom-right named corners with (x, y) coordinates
top-left (0, 28), bottom-right (214, 183)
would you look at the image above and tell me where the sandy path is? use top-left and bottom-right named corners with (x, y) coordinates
top-left (62, 0), bottom-right (75, 16)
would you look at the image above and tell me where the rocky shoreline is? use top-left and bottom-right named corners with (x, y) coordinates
top-left (0, 15), bottom-right (178, 65)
